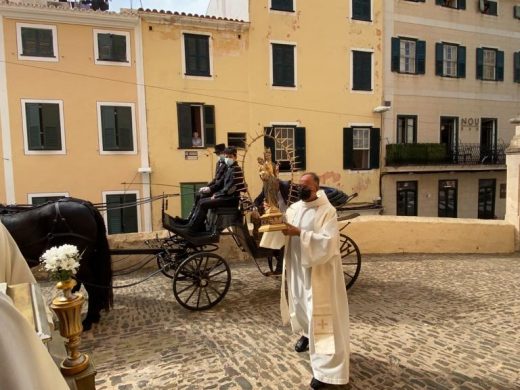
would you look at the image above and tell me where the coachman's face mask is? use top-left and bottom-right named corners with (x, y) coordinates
top-left (219, 154), bottom-right (225, 161)
top-left (225, 157), bottom-right (235, 166)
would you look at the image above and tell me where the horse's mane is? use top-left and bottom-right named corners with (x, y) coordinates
top-left (0, 197), bottom-right (94, 214)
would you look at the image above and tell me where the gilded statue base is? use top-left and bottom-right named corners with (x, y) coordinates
top-left (50, 279), bottom-right (90, 376)
top-left (259, 207), bottom-right (287, 233)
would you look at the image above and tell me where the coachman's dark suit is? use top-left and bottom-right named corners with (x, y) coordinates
top-left (189, 161), bottom-right (246, 231)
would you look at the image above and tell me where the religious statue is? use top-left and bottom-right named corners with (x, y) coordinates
top-left (257, 148), bottom-right (286, 233)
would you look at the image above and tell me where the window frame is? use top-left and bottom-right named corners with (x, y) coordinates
top-left (350, 0), bottom-right (372, 22)
top-left (352, 127), bottom-right (371, 170)
top-left (396, 115), bottom-right (417, 144)
top-left (477, 179), bottom-right (496, 219)
top-left (270, 40), bottom-right (297, 90)
top-left (482, 48), bottom-right (497, 81)
top-left (177, 103), bottom-right (216, 149)
top-left (269, 0), bottom-right (295, 13)
top-left (227, 132), bottom-right (247, 149)
top-left (16, 23), bottom-right (58, 62)
top-left (102, 190), bottom-right (141, 234)
top-left (351, 48), bottom-right (374, 93)
top-left (97, 102), bottom-right (137, 155)
top-left (438, 180), bottom-right (458, 218)
top-left (479, 0), bottom-right (498, 16)
top-left (265, 123), bottom-right (306, 171)
top-left (21, 99), bottom-right (66, 155)
top-left (28, 192), bottom-right (69, 205)
top-left (396, 181), bottom-right (418, 216)
top-left (93, 29), bottom-right (131, 67)
top-left (181, 31), bottom-right (213, 79)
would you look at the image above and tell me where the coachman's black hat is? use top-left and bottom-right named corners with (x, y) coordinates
top-left (214, 143), bottom-right (226, 154)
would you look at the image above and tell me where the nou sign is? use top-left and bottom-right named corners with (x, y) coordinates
top-left (461, 118), bottom-right (480, 130)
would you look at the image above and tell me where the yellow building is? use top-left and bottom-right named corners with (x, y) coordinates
top-left (0, 2), bottom-right (152, 233)
top-left (141, 0), bottom-right (385, 229)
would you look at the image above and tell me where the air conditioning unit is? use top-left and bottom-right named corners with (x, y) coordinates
top-left (514, 5), bottom-right (520, 19)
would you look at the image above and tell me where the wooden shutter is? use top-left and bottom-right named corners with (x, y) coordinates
top-left (457, 45), bottom-right (466, 78)
top-left (41, 103), bottom-right (61, 150)
top-left (514, 52), bottom-right (520, 83)
top-left (476, 48), bottom-right (484, 80)
top-left (271, 0), bottom-right (293, 11)
top-left (203, 105), bottom-right (216, 146)
top-left (121, 193), bottom-right (138, 233)
top-left (36, 29), bottom-right (53, 57)
top-left (352, 0), bottom-right (370, 21)
top-left (457, 0), bottom-right (466, 9)
top-left (496, 50), bottom-right (504, 81)
top-left (263, 127), bottom-right (275, 164)
top-left (353, 51), bottom-right (372, 91)
top-left (184, 34), bottom-right (197, 75)
top-left (369, 128), bottom-right (380, 170)
top-left (488, 1), bottom-right (497, 15)
top-left (25, 103), bottom-right (41, 150)
top-left (116, 106), bottom-right (134, 151)
top-left (343, 128), bottom-right (354, 170)
top-left (101, 106), bottom-right (117, 150)
top-left (177, 103), bottom-right (193, 148)
top-left (272, 44), bottom-right (294, 87)
top-left (416, 40), bottom-right (426, 74)
top-left (113, 34), bottom-right (127, 62)
top-left (295, 127), bottom-right (306, 171)
top-left (435, 43), bottom-right (444, 76)
top-left (391, 37), bottom-right (400, 72)
top-left (106, 195), bottom-right (123, 234)
top-left (97, 33), bottom-right (111, 60)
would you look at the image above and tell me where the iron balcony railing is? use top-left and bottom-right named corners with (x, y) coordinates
top-left (385, 143), bottom-right (506, 166)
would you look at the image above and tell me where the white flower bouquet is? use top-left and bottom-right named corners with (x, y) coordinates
top-left (40, 244), bottom-right (81, 282)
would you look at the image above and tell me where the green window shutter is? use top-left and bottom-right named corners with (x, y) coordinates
top-left (353, 51), bottom-right (372, 91)
top-left (97, 33), bottom-right (111, 60)
top-left (116, 106), bottom-right (133, 151)
top-left (21, 27), bottom-right (36, 56)
top-left (488, 1), bottom-right (497, 15)
top-left (435, 0), bottom-right (443, 4)
top-left (106, 194), bottom-right (123, 234)
top-left (295, 127), bottom-right (306, 171)
top-left (271, 0), bottom-right (293, 11)
top-left (184, 34), bottom-right (198, 75)
top-left (391, 37), bottom-right (400, 72)
top-left (21, 28), bottom-right (54, 57)
top-left (457, 46), bottom-right (466, 78)
top-left (41, 103), bottom-right (61, 150)
top-left (184, 34), bottom-right (210, 76)
top-left (476, 48), bottom-right (484, 80)
top-left (263, 127), bottom-right (276, 164)
top-left (112, 35), bottom-right (127, 62)
top-left (101, 106), bottom-right (117, 150)
top-left (514, 52), bottom-right (520, 83)
top-left (416, 40), bottom-right (426, 74)
top-left (180, 184), bottom-right (194, 218)
top-left (121, 193), bottom-right (138, 233)
top-left (352, 0), bottom-right (371, 21)
top-left (203, 105), bottom-right (216, 146)
top-left (369, 128), bottom-right (380, 170)
top-left (458, 0), bottom-right (466, 9)
top-left (197, 35), bottom-right (210, 76)
top-left (496, 50), bottom-right (504, 81)
top-left (435, 43), bottom-right (444, 76)
top-left (25, 103), bottom-right (42, 150)
top-left (343, 128), bottom-right (354, 169)
top-left (272, 44), bottom-right (295, 87)
top-left (177, 103), bottom-right (193, 148)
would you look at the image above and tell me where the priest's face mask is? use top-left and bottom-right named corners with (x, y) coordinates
top-left (298, 174), bottom-right (319, 201)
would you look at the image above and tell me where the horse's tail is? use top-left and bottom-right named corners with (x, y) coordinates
top-left (86, 202), bottom-right (113, 310)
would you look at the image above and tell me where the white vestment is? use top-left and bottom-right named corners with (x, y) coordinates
top-left (281, 191), bottom-right (350, 385)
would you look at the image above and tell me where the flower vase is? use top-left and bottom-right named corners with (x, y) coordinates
top-left (50, 278), bottom-right (90, 376)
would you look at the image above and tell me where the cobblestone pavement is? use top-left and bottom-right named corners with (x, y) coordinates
top-left (40, 253), bottom-right (520, 390)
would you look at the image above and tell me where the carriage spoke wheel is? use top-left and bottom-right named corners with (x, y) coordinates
top-left (157, 251), bottom-right (177, 279)
top-left (173, 252), bottom-right (231, 311)
top-left (340, 234), bottom-right (361, 290)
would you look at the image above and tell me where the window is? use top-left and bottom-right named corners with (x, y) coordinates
top-left (397, 181), bottom-right (417, 216)
top-left (22, 100), bottom-right (64, 154)
top-left (352, 0), bottom-right (371, 21)
top-left (391, 37), bottom-right (426, 74)
top-left (515, 5), bottom-right (520, 19)
top-left (264, 126), bottom-right (306, 171)
top-left (183, 33), bottom-right (211, 77)
top-left (477, 48), bottom-right (504, 81)
top-left (438, 180), bottom-right (457, 218)
top-left (271, 43), bottom-right (295, 87)
top-left (515, 52), bottom-right (520, 83)
top-left (180, 183), bottom-right (206, 218)
top-left (17, 23), bottom-right (58, 61)
top-left (479, 0), bottom-right (497, 15)
top-left (105, 192), bottom-right (139, 234)
top-left (227, 132), bottom-right (247, 149)
top-left (343, 127), bottom-right (380, 170)
top-left (94, 30), bottom-right (130, 65)
top-left (352, 50), bottom-right (372, 91)
top-left (28, 193), bottom-right (68, 205)
top-left (436, 43), bottom-right (465, 78)
top-left (480, 118), bottom-right (497, 163)
top-left (98, 104), bottom-right (135, 153)
top-left (435, 0), bottom-right (466, 9)
top-left (397, 115), bottom-right (417, 144)
top-left (478, 179), bottom-right (495, 219)
top-left (270, 0), bottom-right (294, 12)
top-left (177, 103), bottom-right (215, 148)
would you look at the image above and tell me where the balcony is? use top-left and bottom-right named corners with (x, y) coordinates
top-left (385, 143), bottom-right (506, 167)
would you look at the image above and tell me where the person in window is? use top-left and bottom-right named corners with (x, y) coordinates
top-left (175, 146), bottom-right (246, 233)
top-left (174, 143), bottom-right (228, 224)
top-left (192, 131), bottom-right (202, 147)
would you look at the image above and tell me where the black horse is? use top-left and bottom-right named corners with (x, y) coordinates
top-left (0, 197), bottom-right (113, 330)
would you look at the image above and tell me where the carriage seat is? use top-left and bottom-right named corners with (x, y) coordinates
top-left (167, 224), bottom-right (220, 246)
top-left (206, 207), bottom-right (242, 231)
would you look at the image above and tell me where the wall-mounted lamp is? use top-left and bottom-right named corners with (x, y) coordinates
top-left (373, 106), bottom-right (391, 113)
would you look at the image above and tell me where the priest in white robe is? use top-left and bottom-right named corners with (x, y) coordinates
top-left (280, 172), bottom-right (350, 389)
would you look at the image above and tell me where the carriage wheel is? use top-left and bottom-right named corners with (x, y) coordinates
top-left (340, 234), bottom-right (361, 290)
top-left (156, 251), bottom-right (177, 279)
top-left (173, 252), bottom-right (231, 310)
